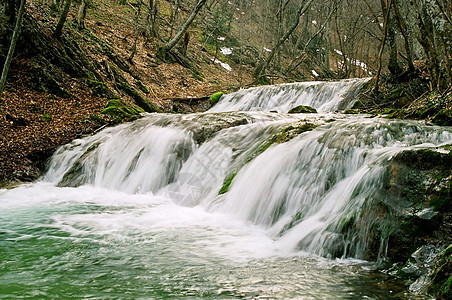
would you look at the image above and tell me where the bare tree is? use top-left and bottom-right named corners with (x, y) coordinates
top-left (254, 0), bottom-right (314, 80)
top-left (146, 0), bottom-right (159, 39)
top-left (54, 0), bottom-right (72, 39)
top-left (77, 0), bottom-right (87, 29)
top-left (128, 0), bottom-right (141, 62)
top-left (157, 0), bottom-right (207, 60)
top-left (0, 0), bottom-right (26, 97)
top-left (374, 0), bottom-right (392, 94)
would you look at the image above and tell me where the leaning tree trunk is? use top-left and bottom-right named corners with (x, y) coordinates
top-left (77, 0), bottom-right (87, 29)
top-left (157, 0), bottom-right (207, 60)
top-left (54, 0), bottom-right (72, 39)
top-left (254, 0), bottom-right (314, 80)
top-left (0, 0), bottom-right (26, 97)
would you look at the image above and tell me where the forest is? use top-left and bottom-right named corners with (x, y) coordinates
top-left (0, 0), bottom-right (451, 298)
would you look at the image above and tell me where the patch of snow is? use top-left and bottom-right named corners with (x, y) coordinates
top-left (211, 59), bottom-right (232, 71)
top-left (263, 47), bottom-right (272, 52)
top-left (333, 49), bottom-right (372, 75)
top-left (311, 70), bottom-right (319, 77)
top-left (312, 20), bottom-right (317, 25)
top-left (217, 37), bottom-right (225, 41)
top-left (221, 47), bottom-right (233, 55)
top-left (334, 49), bottom-right (343, 56)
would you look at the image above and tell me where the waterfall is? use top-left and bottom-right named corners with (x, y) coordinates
top-left (208, 78), bottom-right (370, 113)
top-left (35, 79), bottom-right (452, 260)
top-left (42, 111), bottom-right (452, 260)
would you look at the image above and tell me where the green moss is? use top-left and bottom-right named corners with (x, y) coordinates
top-left (257, 76), bottom-right (271, 85)
top-left (432, 109), bottom-right (452, 126)
top-left (429, 245), bottom-right (452, 298)
top-left (246, 123), bottom-right (317, 164)
top-left (86, 80), bottom-right (116, 98)
top-left (101, 99), bottom-right (144, 124)
top-left (382, 108), bottom-right (398, 115)
top-left (216, 122), bottom-right (318, 196)
top-left (344, 109), bottom-right (360, 114)
top-left (430, 182), bottom-right (451, 212)
top-left (42, 113), bottom-right (52, 121)
top-left (385, 109), bottom-right (405, 119)
top-left (218, 173), bottom-right (237, 195)
top-left (136, 81), bottom-right (150, 94)
top-left (83, 114), bottom-right (106, 125)
top-left (209, 92), bottom-right (224, 106)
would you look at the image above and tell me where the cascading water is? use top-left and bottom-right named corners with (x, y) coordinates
top-left (1, 79), bottom-right (449, 299)
top-left (208, 78), bottom-right (370, 113)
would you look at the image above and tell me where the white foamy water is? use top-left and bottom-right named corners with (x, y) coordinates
top-left (208, 78), bottom-right (370, 113)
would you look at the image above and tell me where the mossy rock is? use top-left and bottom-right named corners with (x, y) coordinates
top-left (385, 109), bottom-right (406, 119)
top-left (288, 105), bottom-right (317, 114)
top-left (428, 245), bottom-right (452, 299)
top-left (136, 81), bottom-right (150, 94)
top-left (101, 99), bottom-right (144, 124)
top-left (432, 109), bottom-right (452, 126)
top-left (217, 122), bottom-right (318, 196)
top-left (218, 173), bottom-right (236, 195)
top-left (86, 79), bottom-right (117, 98)
top-left (209, 92), bottom-right (224, 106)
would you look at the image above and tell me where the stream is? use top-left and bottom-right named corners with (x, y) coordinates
top-left (1, 79), bottom-right (449, 299)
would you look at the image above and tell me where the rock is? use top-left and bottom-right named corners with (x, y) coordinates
top-left (209, 92), bottom-right (224, 106)
top-left (288, 105), bottom-right (317, 114)
top-left (101, 99), bottom-right (144, 124)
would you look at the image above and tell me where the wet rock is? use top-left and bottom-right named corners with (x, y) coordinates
top-left (288, 105), bottom-right (317, 114)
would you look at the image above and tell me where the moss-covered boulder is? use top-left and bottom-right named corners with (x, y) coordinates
top-left (288, 105), bottom-right (317, 114)
top-left (86, 79), bottom-right (117, 99)
top-left (218, 121), bottom-right (319, 195)
top-left (382, 149), bottom-right (452, 261)
top-left (209, 92), bottom-right (224, 106)
top-left (101, 99), bottom-right (144, 124)
top-left (428, 245), bottom-right (452, 298)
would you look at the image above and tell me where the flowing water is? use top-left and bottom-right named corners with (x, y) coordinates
top-left (1, 79), bottom-right (450, 299)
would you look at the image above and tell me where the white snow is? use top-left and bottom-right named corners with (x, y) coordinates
top-left (334, 49), bottom-right (343, 56)
top-left (312, 20), bottom-right (317, 25)
top-left (221, 47), bottom-right (233, 55)
top-left (334, 49), bottom-right (371, 75)
top-left (217, 37), bottom-right (225, 41)
top-left (211, 59), bottom-right (232, 71)
top-left (312, 70), bottom-right (319, 77)
top-left (263, 47), bottom-right (272, 52)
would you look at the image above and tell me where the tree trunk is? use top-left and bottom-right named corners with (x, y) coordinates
top-left (416, 1), bottom-right (441, 90)
top-left (158, 0), bottom-right (207, 59)
top-left (128, 1), bottom-right (141, 62)
top-left (393, 0), bottom-right (415, 72)
top-left (384, 0), bottom-right (402, 76)
top-left (77, 0), bottom-right (87, 29)
top-left (54, 0), bottom-right (72, 39)
top-left (0, 0), bottom-right (26, 97)
top-left (255, 0), bottom-right (314, 79)
top-left (374, 0), bottom-right (392, 94)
